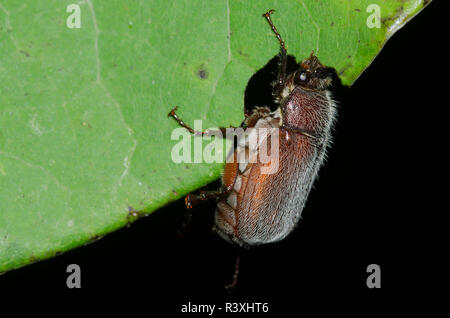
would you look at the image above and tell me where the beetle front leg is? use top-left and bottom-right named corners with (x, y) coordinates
top-left (168, 106), bottom-right (239, 137)
top-left (263, 9), bottom-right (287, 96)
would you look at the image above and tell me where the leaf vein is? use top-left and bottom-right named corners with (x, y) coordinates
top-left (203, 0), bottom-right (232, 119)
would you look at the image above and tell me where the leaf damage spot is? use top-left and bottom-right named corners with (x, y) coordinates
top-left (126, 206), bottom-right (145, 223)
top-left (197, 66), bottom-right (208, 79)
top-left (337, 62), bottom-right (353, 76)
top-left (238, 49), bottom-right (249, 57)
top-left (19, 50), bottom-right (30, 57)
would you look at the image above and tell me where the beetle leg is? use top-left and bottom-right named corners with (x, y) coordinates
top-left (178, 188), bottom-right (230, 237)
top-left (263, 10), bottom-right (287, 96)
top-left (178, 187), bottom-right (231, 238)
top-left (184, 150), bottom-right (239, 210)
top-left (168, 106), bottom-right (238, 136)
top-left (184, 185), bottom-right (233, 209)
top-left (242, 106), bottom-right (272, 128)
top-left (225, 254), bottom-right (241, 291)
top-left (177, 208), bottom-right (192, 239)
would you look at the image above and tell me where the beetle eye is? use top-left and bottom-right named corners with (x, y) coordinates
top-left (299, 72), bottom-right (307, 81)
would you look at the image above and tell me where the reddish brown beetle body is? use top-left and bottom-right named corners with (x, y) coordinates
top-left (214, 11), bottom-right (336, 246)
top-left (169, 10), bottom-right (336, 247)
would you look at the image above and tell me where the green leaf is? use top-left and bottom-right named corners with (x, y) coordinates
top-left (0, 0), bottom-right (429, 273)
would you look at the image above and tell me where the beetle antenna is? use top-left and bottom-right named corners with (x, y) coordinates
top-left (263, 9), bottom-right (287, 95)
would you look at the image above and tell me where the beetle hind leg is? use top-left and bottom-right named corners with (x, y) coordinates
top-left (184, 187), bottom-right (232, 209)
top-left (225, 254), bottom-right (241, 291)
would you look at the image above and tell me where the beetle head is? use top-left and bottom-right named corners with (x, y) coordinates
top-left (292, 53), bottom-right (333, 91)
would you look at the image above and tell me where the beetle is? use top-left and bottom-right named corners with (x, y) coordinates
top-left (168, 9), bottom-right (336, 247)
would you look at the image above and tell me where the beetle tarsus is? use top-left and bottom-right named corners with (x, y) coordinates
top-left (184, 195), bottom-right (194, 209)
top-left (168, 106), bottom-right (178, 117)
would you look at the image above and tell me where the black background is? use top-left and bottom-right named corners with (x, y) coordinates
top-left (0, 1), bottom-right (442, 312)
